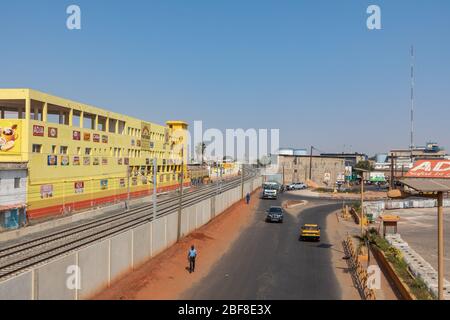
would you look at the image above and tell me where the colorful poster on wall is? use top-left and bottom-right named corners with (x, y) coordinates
top-left (137, 140), bottom-right (141, 147)
top-left (61, 155), bottom-right (70, 166)
top-left (74, 181), bottom-right (84, 194)
top-left (48, 127), bottom-right (58, 138)
top-left (102, 157), bottom-right (108, 165)
top-left (93, 157), bottom-right (100, 165)
top-left (100, 179), bottom-right (108, 190)
top-left (33, 125), bottom-right (45, 137)
top-left (93, 134), bottom-right (100, 142)
top-left (119, 178), bottom-right (126, 188)
top-left (118, 158), bottom-right (123, 165)
top-left (0, 121), bottom-right (21, 154)
top-left (73, 156), bottom-right (80, 166)
top-left (40, 184), bottom-right (53, 199)
top-left (83, 133), bottom-right (91, 141)
top-left (141, 122), bottom-right (152, 151)
top-left (83, 157), bottom-right (91, 165)
top-left (132, 177), bottom-right (138, 186)
top-left (102, 135), bottom-right (108, 143)
top-left (47, 155), bottom-right (57, 166)
top-left (73, 131), bottom-right (81, 140)
top-left (124, 158), bottom-right (130, 165)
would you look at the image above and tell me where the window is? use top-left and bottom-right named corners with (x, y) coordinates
top-left (72, 110), bottom-right (81, 127)
top-left (77, 147), bottom-right (81, 155)
top-left (14, 178), bottom-right (20, 189)
top-left (85, 148), bottom-right (92, 155)
top-left (60, 146), bottom-right (68, 154)
top-left (52, 145), bottom-right (57, 154)
top-left (32, 144), bottom-right (42, 153)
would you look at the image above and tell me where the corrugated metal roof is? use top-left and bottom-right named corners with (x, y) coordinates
top-left (401, 178), bottom-right (450, 192)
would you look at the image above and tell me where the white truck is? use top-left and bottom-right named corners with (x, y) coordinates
top-left (262, 182), bottom-right (279, 200)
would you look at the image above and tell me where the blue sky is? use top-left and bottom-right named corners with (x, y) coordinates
top-left (1, 0), bottom-right (449, 156)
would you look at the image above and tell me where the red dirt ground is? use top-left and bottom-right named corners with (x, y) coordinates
top-left (93, 191), bottom-right (260, 300)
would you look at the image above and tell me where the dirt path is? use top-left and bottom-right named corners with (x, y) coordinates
top-left (93, 193), bottom-right (260, 300)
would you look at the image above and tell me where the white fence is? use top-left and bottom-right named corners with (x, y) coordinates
top-left (0, 176), bottom-right (263, 300)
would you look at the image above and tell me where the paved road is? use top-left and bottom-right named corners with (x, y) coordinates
top-left (181, 192), bottom-right (343, 300)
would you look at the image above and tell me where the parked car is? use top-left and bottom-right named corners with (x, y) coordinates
top-left (265, 206), bottom-right (284, 223)
top-left (287, 182), bottom-right (307, 190)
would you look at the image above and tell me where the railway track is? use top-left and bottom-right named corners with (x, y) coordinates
top-left (0, 168), bottom-right (259, 281)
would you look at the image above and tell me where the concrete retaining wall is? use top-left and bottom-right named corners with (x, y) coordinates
top-left (0, 176), bottom-right (261, 300)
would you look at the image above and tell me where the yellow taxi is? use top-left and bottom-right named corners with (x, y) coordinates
top-left (300, 224), bottom-right (321, 242)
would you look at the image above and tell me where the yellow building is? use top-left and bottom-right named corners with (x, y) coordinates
top-left (0, 89), bottom-right (189, 220)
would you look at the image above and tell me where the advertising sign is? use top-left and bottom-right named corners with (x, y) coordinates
top-left (102, 157), bottom-right (108, 165)
top-left (141, 122), bottom-right (152, 151)
top-left (93, 157), bottom-right (100, 166)
top-left (118, 158), bottom-right (123, 165)
top-left (33, 125), bottom-right (45, 137)
top-left (83, 133), bottom-right (91, 141)
top-left (119, 178), bottom-right (126, 188)
top-left (73, 156), bottom-right (80, 166)
top-left (48, 127), bottom-right (58, 138)
top-left (40, 184), bottom-right (53, 198)
top-left (100, 179), bottom-right (108, 190)
top-left (124, 157), bottom-right (130, 165)
top-left (74, 181), bottom-right (84, 194)
top-left (102, 135), bottom-right (108, 143)
top-left (61, 155), bottom-right (70, 166)
top-left (336, 173), bottom-right (345, 182)
top-left (48, 155), bottom-right (57, 166)
top-left (370, 172), bottom-right (386, 182)
top-left (73, 131), bottom-right (81, 140)
top-left (93, 134), bottom-right (100, 143)
top-left (83, 157), bottom-right (90, 165)
top-left (0, 121), bottom-right (21, 154)
top-left (406, 160), bottom-right (450, 179)
top-left (132, 177), bottom-right (138, 186)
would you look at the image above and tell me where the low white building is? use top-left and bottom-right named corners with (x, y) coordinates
top-left (0, 163), bottom-right (27, 230)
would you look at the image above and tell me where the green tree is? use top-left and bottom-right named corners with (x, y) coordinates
top-left (355, 160), bottom-right (374, 171)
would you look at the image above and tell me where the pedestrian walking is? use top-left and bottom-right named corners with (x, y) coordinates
top-left (246, 192), bottom-right (251, 204)
top-left (187, 245), bottom-right (197, 273)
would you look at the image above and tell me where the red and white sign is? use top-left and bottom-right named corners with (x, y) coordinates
top-left (33, 125), bottom-right (45, 137)
top-left (406, 160), bottom-right (450, 179)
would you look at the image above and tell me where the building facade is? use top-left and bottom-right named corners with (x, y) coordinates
top-left (274, 155), bottom-right (346, 187)
top-left (0, 89), bottom-right (189, 220)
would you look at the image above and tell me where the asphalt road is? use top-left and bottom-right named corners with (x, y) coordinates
top-left (181, 192), bottom-right (343, 300)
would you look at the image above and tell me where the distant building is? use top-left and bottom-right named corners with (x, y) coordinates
top-left (271, 154), bottom-right (345, 187)
top-left (375, 142), bottom-right (447, 171)
top-left (319, 153), bottom-right (368, 167)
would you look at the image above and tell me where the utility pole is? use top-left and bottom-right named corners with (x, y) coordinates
top-left (153, 158), bottom-right (157, 221)
top-left (282, 163), bottom-right (285, 186)
top-left (410, 45), bottom-right (415, 150)
top-left (438, 191), bottom-right (444, 300)
top-left (390, 153), bottom-right (395, 190)
top-left (309, 146), bottom-right (313, 181)
top-left (126, 166), bottom-right (131, 210)
top-left (177, 148), bottom-right (184, 241)
top-left (241, 163), bottom-right (245, 199)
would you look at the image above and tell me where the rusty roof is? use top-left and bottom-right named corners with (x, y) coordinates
top-left (401, 178), bottom-right (450, 192)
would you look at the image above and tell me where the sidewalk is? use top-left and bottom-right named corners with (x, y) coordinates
top-left (94, 194), bottom-right (260, 300)
top-left (338, 217), bottom-right (399, 300)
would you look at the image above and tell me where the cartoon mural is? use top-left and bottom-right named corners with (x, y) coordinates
top-left (0, 121), bottom-right (21, 153)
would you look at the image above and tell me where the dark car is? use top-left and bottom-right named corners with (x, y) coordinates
top-left (266, 206), bottom-right (284, 223)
